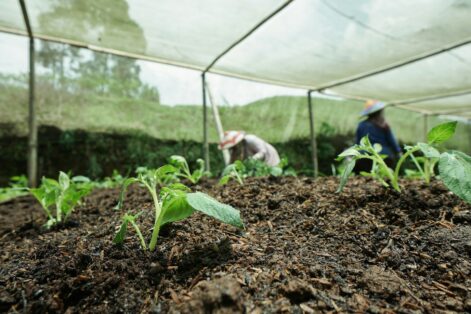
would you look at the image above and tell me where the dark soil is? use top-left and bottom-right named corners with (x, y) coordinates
top-left (1, 176), bottom-right (471, 313)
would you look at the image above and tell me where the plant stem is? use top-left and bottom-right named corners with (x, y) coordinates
top-left (394, 147), bottom-right (419, 189)
top-left (424, 160), bottom-right (430, 184)
top-left (56, 196), bottom-right (63, 222)
top-left (148, 187), bottom-right (163, 251)
top-left (370, 151), bottom-right (399, 192)
top-left (409, 153), bottom-right (426, 182)
top-left (130, 220), bottom-right (147, 250)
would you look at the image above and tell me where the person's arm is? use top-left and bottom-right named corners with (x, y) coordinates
top-left (245, 135), bottom-right (267, 160)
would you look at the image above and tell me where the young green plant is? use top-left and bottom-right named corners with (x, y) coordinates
top-left (219, 160), bottom-right (245, 185)
top-left (336, 121), bottom-right (471, 205)
top-left (401, 121), bottom-right (457, 184)
top-left (336, 122), bottom-right (458, 193)
top-left (30, 172), bottom-right (92, 228)
top-left (336, 136), bottom-right (404, 192)
top-left (169, 155), bottom-right (210, 184)
top-left (114, 165), bottom-right (244, 251)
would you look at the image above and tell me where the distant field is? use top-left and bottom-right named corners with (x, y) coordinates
top-left (1, 84), bottom-right (470, 153)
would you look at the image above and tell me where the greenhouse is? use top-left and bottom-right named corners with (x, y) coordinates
top-left (1, 0), bottom-right (471, 313)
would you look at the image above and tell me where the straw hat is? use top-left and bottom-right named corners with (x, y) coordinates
top-left (360, 100), bottom-right (386, 117)
top-left (218, 131), bottom-right (245, 150)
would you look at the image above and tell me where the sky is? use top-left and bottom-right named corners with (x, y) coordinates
top-left (0, 32), bottom-right (306, 106)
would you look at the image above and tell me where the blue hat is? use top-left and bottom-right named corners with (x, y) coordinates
top-left (360, 100), bottom-right (386, 117)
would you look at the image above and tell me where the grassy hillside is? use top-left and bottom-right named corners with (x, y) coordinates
top-left (1, 84), bottom-right (470, 153)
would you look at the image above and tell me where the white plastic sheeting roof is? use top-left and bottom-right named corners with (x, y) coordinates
top-left (1, 0), bottom-right (471, 119)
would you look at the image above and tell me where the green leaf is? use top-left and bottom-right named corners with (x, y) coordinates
top-left (336, 159), bottom-right (356, 193)
top-left (360, 136), bottom-right (371, 147)
top-left (59, 171), bottom-right (70, 191)
top-left (269, 167), bottom-right (283, 176)
top-left (427, 121), bottom-right (457, 144)
top-left (439, 151), bottom-right (471, 204)
top-left (155, 164), bottom-right (178, 179)
top-left (60, 184), bottom-right (92, 219)
top-left (160, 192), bottom-right (195, 226)
top-left (417, 142), bottom-right (440, 158)
top-left (169, 155), bottom-right (186, 166)
top-left (113, 219), bottom-right (129, 244)
top-left (338, 147), bottom-right (360, 158)
top-left (72, 175), bottom-right (91, 183)
top-left (136, 166), bottom-right (148, 174)
top-left (186, 192), bottom-right (244, 229)
top-left (219, 175), bottom-right (230, 185)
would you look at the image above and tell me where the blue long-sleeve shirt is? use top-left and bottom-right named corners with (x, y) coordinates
top-left (356, 120), bottom-right (401, 158)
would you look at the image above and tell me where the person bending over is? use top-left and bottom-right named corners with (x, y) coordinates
top-left (218, 131), bottom-right (280, 167)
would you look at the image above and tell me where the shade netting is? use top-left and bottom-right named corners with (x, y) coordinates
top-left (0, 0), bottom-right (470, 118)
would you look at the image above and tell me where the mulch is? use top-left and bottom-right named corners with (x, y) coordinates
top-left (1, 176), bottom-right (471, 313)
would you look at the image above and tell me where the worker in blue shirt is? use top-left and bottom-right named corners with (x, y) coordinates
top-left (355, 100), bottom-right (402, 172)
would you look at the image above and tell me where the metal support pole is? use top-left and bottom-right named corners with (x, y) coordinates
top-left (307, 91), bottom-right (318, 177)
top-left (20, 0), bottom-right (37, 187)
top-left (27, 37), bottom-right (37, 187)
top-left (201, 73), bottom-right (210, 172)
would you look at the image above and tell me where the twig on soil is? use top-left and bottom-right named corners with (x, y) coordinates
top-left (434, 220), bottom-right (454, 229)
top-left (432, 281), bottom-right (456, 297)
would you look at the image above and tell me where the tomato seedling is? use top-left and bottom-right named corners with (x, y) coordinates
top-left (113, 165), bottom-right (244, 251)
top-left (30, 172), bottom-right (92, 228)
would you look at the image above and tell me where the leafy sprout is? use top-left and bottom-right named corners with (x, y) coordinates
top-left (113, 165), bottom-right (244, 251)
top-left (336, 136), bottom-right (401, 192)
top-left (219, 157), bottom-right (296, 186)
top-left (30, 172), bottom-right (92, 228)
top-left (219, 160), bottom-right (245, 186)
top-left (336, 121), bottom-right (471, 206)
top-left (169, 155), bottom-right (210, 184)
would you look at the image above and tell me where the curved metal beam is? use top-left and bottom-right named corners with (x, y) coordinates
top-left (388, 89), bottom-right (471, 106)
top-left (317, 38), bottom-right (471, 92)
top-left (203, 0), bottom-right (294, 73)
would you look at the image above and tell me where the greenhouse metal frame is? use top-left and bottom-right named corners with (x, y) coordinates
top-left (1, 0), bottom-right (471, 186)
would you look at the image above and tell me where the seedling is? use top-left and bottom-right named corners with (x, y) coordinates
top-left (219, 160), bottom-right (245, 185)
top-left (401, 121), bottom-right (457, 184)
top-left (30, 172), bottom-right (92, 228)
top-left (113, 165), bottom-right (244, 251)
top-left (336, 121), bottom-right (471, 205)
top-left (336, 136), bottom-right (403, 192)
top-left (169, 155), bottom-right (210, 184)
top-left (242, 158), bottom-right (283, 177)
top-left (219, 157), bottom-right (295, 185)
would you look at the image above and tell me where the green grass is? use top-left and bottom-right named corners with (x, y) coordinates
top-left (1, 83), bottom-right (470, 153)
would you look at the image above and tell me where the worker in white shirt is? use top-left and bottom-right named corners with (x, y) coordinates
top-left (218, 131), bottom-right (280, 166)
